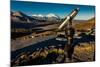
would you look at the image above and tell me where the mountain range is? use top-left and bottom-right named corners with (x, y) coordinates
top-left (11, 11), bottom-right (61, 23)
top-left (32, 13), bottom-right (61, 22)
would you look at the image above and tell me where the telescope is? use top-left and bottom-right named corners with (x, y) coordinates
top-left (58, 8), bottom-right (80, 30)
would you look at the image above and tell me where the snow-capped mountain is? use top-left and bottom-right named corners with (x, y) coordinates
top-left (46, 13), bottom-right (60, 19)
top-left (32, 14), bottom-right (44, 17)
top-left (32, 13), bottom-right (61, 22)
top-left (46, 13), bottom-right (61, 22)
top-left (32, 14), bottom-right (46, 21)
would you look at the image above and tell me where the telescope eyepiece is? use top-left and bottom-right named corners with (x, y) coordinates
top-left (74, 8), bottom-right (80, 12)
top-left (76, 8), bottom-right (80, 11)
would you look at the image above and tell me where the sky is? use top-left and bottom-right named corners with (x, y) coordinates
top-left (11, 1), bottom-right (95, 20)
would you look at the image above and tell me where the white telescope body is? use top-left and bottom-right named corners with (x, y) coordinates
top-left (58, 16), bottom-right (70, 30)
top-left (58, 8), bottom-right (79, 30)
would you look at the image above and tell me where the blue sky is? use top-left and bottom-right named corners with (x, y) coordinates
top-left (11, 1), bottom-right (95, 20)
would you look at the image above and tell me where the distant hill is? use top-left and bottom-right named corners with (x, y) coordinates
top-left (74, 17), bottom-right (95, 30)
top-left (11, 11), bottom-right (37, 23)
top-left (87, 17), bottom-right (95, 23)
